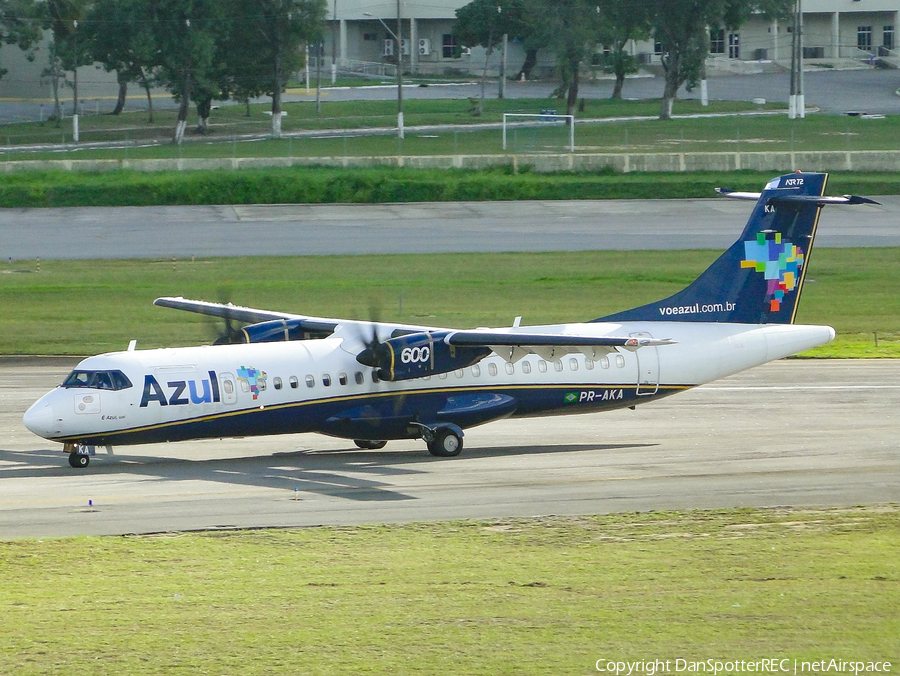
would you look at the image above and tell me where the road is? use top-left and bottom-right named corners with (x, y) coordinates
top-left (1, 358), bottom-right (897, 539)
top-left (2, 196), bottom-right (898, 259)
top-left (2, 69), bottom-right (898, 124)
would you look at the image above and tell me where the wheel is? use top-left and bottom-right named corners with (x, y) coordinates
top-left (427, 429), bottom-right (463, 457)
top-left (68, 452), bottom-right (90, 468)
top-left (353, 439), bottom-right (387, 450)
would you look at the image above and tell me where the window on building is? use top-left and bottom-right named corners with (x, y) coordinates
top-left (710, 28), bottom-right (725, 54)
top-left (728, 33), bottom-right (740, 59)
top-left (442, 34), bottom-right (458, 59)
top-left (653, 40), bottom-right (663, 55)
top-left (858, 26), bottom-right (872, 50)
top-left (884, 26), bottom-right (894, 50)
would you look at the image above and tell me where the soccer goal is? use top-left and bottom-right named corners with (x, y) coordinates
top-left (502, 112), bottom-right (575, 153)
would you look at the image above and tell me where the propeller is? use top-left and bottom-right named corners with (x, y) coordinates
top-left (205, 289), bottom-right (246, 345)
top-left (354, 301), bottom-right (390, 370)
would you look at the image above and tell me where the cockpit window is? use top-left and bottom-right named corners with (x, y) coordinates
top-left (62, 370), bottom-right (133, 391)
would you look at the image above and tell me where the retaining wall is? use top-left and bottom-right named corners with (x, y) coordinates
top-left (3, 150), bottom-right (900, 174)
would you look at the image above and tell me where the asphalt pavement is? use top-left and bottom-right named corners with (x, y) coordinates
top-left (1, 69), bottom-right (897, 124)
top-left (1, 196), bottom-right (897, 260)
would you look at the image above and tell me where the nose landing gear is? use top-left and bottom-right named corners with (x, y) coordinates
top-left (64, 443), bottom-right (95, 469)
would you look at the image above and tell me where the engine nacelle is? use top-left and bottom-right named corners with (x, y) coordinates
top-left (357, 330), bottom-right (491, 382)
top-left (239, 319), bottom-right (331, 343)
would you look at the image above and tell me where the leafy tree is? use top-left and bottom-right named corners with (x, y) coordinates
top-left (651, 0), bottom-right (792, 119)
top-left (149, 0), bottom-right (223, 143)
top-left (226, 0), bottom-right (326, 137)
top-left (0, 0), bottom-right (44, 80)
top-left (595, 0), bottom-right (650, 100)
top-left (532, 0), bottom-right (603, 117)
top-left (86, 0), bottom-right (160, 118)
top-left (41, 0), bottom-right (94, 125)
top-left (454, 0), bottom-right (546, 82)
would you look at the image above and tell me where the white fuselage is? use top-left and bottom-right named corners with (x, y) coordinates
top-left (23, 321), bottom-right (834, 447)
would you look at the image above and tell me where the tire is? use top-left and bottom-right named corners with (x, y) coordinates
top-left (353, 439), bottom-right (387, 450)
top-left (427, 429), bottom-right (463, 457)
top-left (68, 452), bottom-right (89, 468)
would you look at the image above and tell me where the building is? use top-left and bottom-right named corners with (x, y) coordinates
top-left (0, 0), bottom-right (896, 105)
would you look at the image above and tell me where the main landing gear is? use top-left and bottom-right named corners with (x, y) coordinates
top-left (426, 428), bottom-right (463, 457)
top-left (353, 439), bottom-right (388, 450)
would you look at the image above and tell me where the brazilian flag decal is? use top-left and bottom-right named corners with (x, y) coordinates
top-left (564, 392), bottom-right (579, 404)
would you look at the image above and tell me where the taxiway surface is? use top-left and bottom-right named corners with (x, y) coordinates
top-left (2, 196), bottom-right (898, 259)
top-left (2, 358), bottom-right (897, 539)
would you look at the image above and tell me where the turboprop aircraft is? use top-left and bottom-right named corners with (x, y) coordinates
top-left (24, 172), bottom-right (877, 468)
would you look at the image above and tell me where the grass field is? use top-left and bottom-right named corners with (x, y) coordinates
top-left (3, 103), bottom-right (899, 161)
top-left (2, 249), bottom-right (897, 357)
top-left (2, 506), bottom-right (897, 675)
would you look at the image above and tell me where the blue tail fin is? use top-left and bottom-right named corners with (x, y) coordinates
top-left (594, 172), bottom-right (831, 325)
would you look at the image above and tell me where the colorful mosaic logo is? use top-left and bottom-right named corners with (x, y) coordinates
top-left (236, 366), bottom-right (267, 400)
top-left (740, 232), bottom-right (804, 313)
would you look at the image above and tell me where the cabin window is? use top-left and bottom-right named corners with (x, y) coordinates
top-left (338, 372), bottom-right (348, 386)
top-left (600, 356), bottom-right (610, 369)
top-left (471, 365), bottom-right (481, 377)
top-left (538, 360), bottom-right (548, 373)
top-left (223, 379), bottom-right (235, 395)
top-left (372, 371), bottom-right (380, 383)
top-left (305, 375), bottom-right (315, 388)
top-left (522, 361), bottom-right (532, 374)
top-left (569, 358), bottom-right (579, 371)
top-left (355, 371), bottom-right (364, 385)
top-left (62, 369), bottom-right (133, 391)
top-left (554, 361), bottom-right (564, 372)
top-left (616, 355), bottom-right (625, 368)
top-left (455, 369), bottom-right (464, 378)
top-left (585, 359), bottom-right (594, 370)
top-left (505, 362), bottom-right (514, 375)
top-left (488, 363), bottom-right (498, 376)
top-left (258, 378), bottom-right (267, 391)
top-left (290, 376), bottom-right (299, 389)
top-left (240, 380), bottom-right (250, 392)
top-left (273, 377), bottom-right (283, 390)
top-left (439, 372), bottom-right (448, 379)
top-left (322, 373), bottom-right (332, 387)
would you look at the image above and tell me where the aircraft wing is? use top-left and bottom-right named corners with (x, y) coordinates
top-left (445, 330), bottom-right (675, 362)
top-left (154, 296), bottom-right (340, 333)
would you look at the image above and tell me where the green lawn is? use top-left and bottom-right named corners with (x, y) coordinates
top-left (2, 507), bottom-right (897, 675)
top-left (2, 249), bottom-right (897, 356)
top-left (5, 98), bottom-right (899, 160)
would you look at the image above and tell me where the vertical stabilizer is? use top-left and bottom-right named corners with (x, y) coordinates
top-left (595, 172), bottom-right (829, 325)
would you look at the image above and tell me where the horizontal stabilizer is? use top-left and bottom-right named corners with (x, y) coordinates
top-left (716, 188), bottom-right (880, 206)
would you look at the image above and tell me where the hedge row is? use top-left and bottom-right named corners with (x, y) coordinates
top-left (2, 167), bottom-right (899, 208)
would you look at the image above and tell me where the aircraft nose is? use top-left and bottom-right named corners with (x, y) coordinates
top-left (23, 400), bottom-right (56, 438)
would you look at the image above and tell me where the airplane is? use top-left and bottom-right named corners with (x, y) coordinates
top-left (23, 171), bottom-right (877, 468)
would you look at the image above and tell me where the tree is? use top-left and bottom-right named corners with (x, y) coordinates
top-left (453, 0), bottom-right (547, 82)
top-left (533, 0), bottom-right (603, 117)
top-left (149, 0), bottom-right (222, 143)
top-left (651, 0), bottom-right (792, 120)
top-left (86, 0), bottom-right (160, 118)
top-left (42, 0), bottom-right (94, 127)
top-left (227, 0), bottom-right (326, 137)
top-left (595, 0), bottom-right (650, 100)
top-left (0, 0), bottom-right (44, 80)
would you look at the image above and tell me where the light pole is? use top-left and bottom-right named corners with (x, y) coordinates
top-left (72, 19), bottom-right (79, 142)
top-left (364, 8), bottom-right (403, 139)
